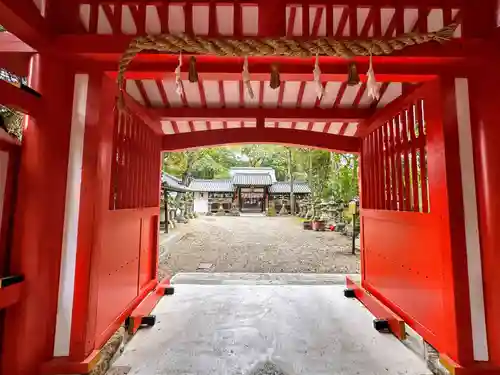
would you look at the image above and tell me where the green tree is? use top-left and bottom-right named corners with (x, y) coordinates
top-left (163, 145), bottom-right (359, 205)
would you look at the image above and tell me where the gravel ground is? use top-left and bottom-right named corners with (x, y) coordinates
top-left (158, 215), bottom-right (360, 279)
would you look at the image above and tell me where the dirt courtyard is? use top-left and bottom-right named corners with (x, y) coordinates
top-left (158, 215), bottom-right (360, 279)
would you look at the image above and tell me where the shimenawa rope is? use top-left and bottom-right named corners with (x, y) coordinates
top-left (116, 24), bottom-right (457, 109)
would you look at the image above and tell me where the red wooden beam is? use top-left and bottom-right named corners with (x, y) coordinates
top-left (76, 0), bottom-right (465, 6)
top-left (258, 0), bottom-right (285, 37)
top-left (0, 79), bottom-right (43, 118)
top-left (126, 278), bottom-right (171, 335)
top-left (156, 79), bottom-right (170, 107)
top-left (135, 80), bottom-right (152, 107)
top-left (151, 107), bottom-right (373, 121)
top-left (218, 80), bottom-right (226, 107)
top-left (162, 127), bottom-right (360, 153)
top-left (122, 91), bottom-right (163, 135)
top-left (0, 0), bottom-right (52, 50)
top-left (0, 32), bottom-right (35, 53)
top-left (0, 32), bottom-right (34, 76)
top-left (293, 82), bottom-right (306, 129)
top-left (57, 34), bottom-right (481, 60)
top-left (109, 63), bottom-right (452, 82)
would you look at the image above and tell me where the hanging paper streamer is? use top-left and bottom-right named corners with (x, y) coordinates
top-left (367, 52), bottom-right (381, 100)
top-left (175, 53), bottom-right (184, 98)
top-left (242, 56), bottom-right (254, 99)
top-left (313, 53), bottom-right (325, 100)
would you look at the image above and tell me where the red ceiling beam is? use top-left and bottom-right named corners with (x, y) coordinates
top-left (0, 0), bottom-right (52, 50)
top-left (76, 0), bottom-right (464, 6)
top-left (0, 32), bottom-right (35, 53)
top-left (77, 41), bottom-right (494, 80)
top-left (56, 34), bottom-right (482, 60)
top-left (0, 32), bottom-right (34, 76)
top-left (0, 79), bottom-right (43, 118)
top-left (162, 127), bottom-right (361, 153)
top-left (151, 107), bottom-right (373, 122)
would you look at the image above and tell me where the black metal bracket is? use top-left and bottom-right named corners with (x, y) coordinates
top-left (344, 289), bottom-right (356, 298)
top-left (164, 286), bottom-right (175, 296)
top-left (373, 319), bottom-right (390, 333)
top-left (0, 275), bottom-right (24, 288)
top-left (141, 315), bottom-right (156, 327)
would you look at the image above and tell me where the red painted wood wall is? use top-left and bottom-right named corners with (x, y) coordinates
top-left (360, 80), bottom-right (474, 366)
top-left (92, 108), bottom-right (160, 349)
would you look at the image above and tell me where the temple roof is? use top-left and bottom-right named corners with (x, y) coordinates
top-left (188, 179), bottom-right (234, 192)
top-left (232, 173), bottom-right (273, 186)
top-left (164, 168), bottom-right (311, 193)
top-left (268, 182), bottom-right (311, 194)
top-left (161, 173), bottom-right (191, 193)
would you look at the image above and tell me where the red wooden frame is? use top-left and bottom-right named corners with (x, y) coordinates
top-left (0, 79), bottom-right (43, 118)
top-left (3, 1), bottom-right (500, 374)
top-left (126, 278), bottom-right (171, 335)
top-left (162, 127), bottom-right (361, 152)
top-left (151, 107), bottom-right (372, 122)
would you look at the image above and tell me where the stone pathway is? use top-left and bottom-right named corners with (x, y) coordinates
top-left (112, 281), bottom-right (431, 375)
top-left (158, 216), bottom-right (360, 279)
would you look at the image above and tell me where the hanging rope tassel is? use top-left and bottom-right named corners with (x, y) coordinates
top-left (175, 53), bottom-right (184, 98)
top-left (367, 51), bottom-right (381, 100)
top-left (242, 56), bottom-right (254, 99)
top-left (270, 64), bottom-right (280, 89)
top-left (347, 62), bottom-right (360, 86)
top-left (188, 56), bottom-right (199, 83)
top-left (313, 52), bottom-right (324, 100)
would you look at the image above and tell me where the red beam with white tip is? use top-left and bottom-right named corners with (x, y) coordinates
top-left (0, 0), bottom-right (52, 50)
top-left (0, 79), bottom-right (43, 118)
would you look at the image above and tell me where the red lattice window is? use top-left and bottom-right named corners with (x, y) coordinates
top-left (362, 99), bottom-right (429, 213)
top-left (110, 111), bottom-right (161, 210)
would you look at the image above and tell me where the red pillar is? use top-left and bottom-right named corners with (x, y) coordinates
top-left (432, 74), bottom-right (500, 372)
top-left (427, 77), bottom-right (475, 365)
top-left (68, 74), bottom-right (116, 365)
top-left (1, 54), bottom-right (76, 375)
top-left (468, 70), bottom-right (500, 369)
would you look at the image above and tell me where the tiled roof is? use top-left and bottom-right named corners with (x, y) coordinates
top-left (269, 182), bottom-right (311, 194)
top-left (232, 173), bottom-right (273, 186)
top-left (161, 173), bottom-right (190, 192)
top-left (189, 179), bottom-right (234, 192)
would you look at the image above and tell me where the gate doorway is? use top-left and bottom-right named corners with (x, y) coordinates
top-left (3, 0), bottom-right (500, 372)
top-left (240, 188), bottom-right (265, 213)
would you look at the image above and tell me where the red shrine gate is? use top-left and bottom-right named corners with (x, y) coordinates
top-left (1, 0), bottom-right (500, 374)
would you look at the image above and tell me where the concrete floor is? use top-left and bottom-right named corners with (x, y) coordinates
top-left (114, 275), bottom-right (431, 375)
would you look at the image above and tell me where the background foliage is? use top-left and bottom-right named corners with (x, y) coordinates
top-left (0, 25), bottom-right (24, 140)
top-left (164, 145), bottom-right (359, 202)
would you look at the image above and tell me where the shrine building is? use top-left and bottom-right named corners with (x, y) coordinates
top-left (165, 167), bottom-right (311, 214)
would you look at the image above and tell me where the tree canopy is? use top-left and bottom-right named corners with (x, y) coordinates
top-left (163, 145), bottom-right (359, 202)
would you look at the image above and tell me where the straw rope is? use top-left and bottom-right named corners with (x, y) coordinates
top-left (117, 24), bottom-right (457, 108)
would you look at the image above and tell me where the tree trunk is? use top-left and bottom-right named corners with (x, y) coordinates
top-left (353, 156), bottom-right (358, 197)
top-left (287, 148), bottom-right (295, 215)
top-left (308, 150), bottom-right (313, 199)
